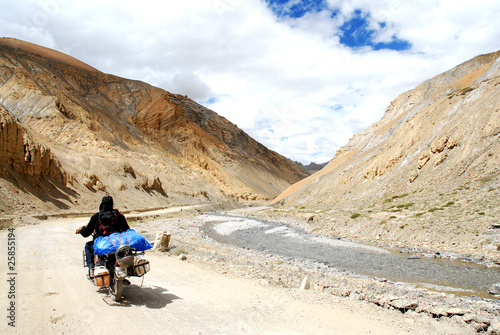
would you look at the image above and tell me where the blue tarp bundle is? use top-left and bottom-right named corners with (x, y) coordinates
top-left (93, 229), bottom-right (153, 255)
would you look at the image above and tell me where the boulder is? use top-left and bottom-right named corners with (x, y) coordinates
top-left (488, 283), bottom-right (500, 295)
top-left (408, 170), bottom-right (418, 182)
top-left (489, 318), bottom-right (500, 335)
top-left (434, 152), bottom-right (447, 166)
top-left (446, 308), bottom-right (465, 316)
top-left (390, 299), bottom-right (418, 311)
top-left (430, 136), bottom-right (449, 154)
top-left (429, 307), bottom-right (447, 317)
top-left (417, 152), bottom-right (430, 169)
top-left (153, 231), bottom-right (171, 251)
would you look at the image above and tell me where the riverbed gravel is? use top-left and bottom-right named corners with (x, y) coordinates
top-left (132, 207), bottom-right (500, 335)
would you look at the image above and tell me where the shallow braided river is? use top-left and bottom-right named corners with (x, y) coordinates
top-left (200, 214), bottom-right (500, 299)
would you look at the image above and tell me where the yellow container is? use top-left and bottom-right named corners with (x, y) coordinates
top-left (93, 266), bottom-right (110, 286)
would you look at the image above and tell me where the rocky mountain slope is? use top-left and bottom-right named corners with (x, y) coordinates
top-left (268, 51), bottom-right (500, 261)
top-left (0, 38), bottom-right (308, 216)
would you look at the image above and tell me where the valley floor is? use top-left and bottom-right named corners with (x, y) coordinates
top-left (3, 206), bottom-right (498, 334)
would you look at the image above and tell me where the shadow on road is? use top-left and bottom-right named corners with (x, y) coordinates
top-left (101, 284), bottom-right (181, 308)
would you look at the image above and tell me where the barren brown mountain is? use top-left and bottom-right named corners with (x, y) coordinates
top-left (0, 38), bottom-right (308, 216)
top-left (268, 51), bottom-right (500, 261)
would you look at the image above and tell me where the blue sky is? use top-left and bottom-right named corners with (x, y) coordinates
top-left (338, 10), bottom-right (411, 51)
top-left (2, 0), bottom-right (500, 163)
top-left (266, 0), bottom-right (328, 18)
top-left (266, 1), bottom-right (412, 51)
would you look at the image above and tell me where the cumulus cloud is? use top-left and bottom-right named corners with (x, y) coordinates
top-left (168, 73), bottom-right (212, 101)
top-left (2, 0), bottom-right (500, 163)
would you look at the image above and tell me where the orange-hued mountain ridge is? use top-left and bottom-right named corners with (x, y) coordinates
top-left (0, 38), bottom-right (309, 215)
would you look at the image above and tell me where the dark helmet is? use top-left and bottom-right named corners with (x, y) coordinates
top-left (99, 196), bottom-right (114, 212)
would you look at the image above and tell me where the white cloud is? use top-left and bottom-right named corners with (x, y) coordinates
top-left (169, 73), bottom-right (212, 101)
top-left (2, 0), bottom-right (500, 164)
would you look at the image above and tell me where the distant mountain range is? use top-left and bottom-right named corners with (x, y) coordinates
top-left (297, 161), bottom-right (328, 174)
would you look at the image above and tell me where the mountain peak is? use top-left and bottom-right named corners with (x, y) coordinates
top-left (0, 38), bottom-right (308, 214)
top-left (0, 37), bottom-right (100, 73)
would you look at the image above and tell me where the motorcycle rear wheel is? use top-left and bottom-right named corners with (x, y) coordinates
top-left (110, 277), bottom-right (123, 302)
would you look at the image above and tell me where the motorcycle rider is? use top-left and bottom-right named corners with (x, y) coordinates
top-left (75, 196), bottom-right (130, 275)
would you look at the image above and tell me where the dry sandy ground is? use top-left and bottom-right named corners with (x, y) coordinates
top-left (0, 212), bottom-right (467, 335)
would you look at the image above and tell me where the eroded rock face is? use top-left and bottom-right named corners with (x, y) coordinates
top-left (0, 105), bottom-right (65, 183)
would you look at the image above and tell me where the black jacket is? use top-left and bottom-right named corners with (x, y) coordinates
top-left (79, 210), bottom-right (130, 239)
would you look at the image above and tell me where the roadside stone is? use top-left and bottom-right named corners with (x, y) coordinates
top-left (379, 294), bottom-right (398, 308)
top-left (489, 318), bottom-right (500, 334)
top-left (462, 314), bottom-right (477, 322)
top-left (300, 276), bottom-right (310, 290)
top-left (430, 307), bottom-right (447, 318)
top-left (415, 303), bottom-right (431, 314)
top-left (447, 308), bottom-right (465, 316)
top-left (476, 315), bottom-right (492, 325)
top-left (365, 294), bottom-right (380, 305)
top-left (489, 283), bottom-right (500, 295)
top-left (178, 254), bottom-right (187, 261)
top-left (153, 231), bottom-right (171, 251)
top-left (335, 287), bottom-right (352, 297)
top-left (471, 321), bottom-right (489, 332)
top-left (390, 299), bottom-right (418, 311)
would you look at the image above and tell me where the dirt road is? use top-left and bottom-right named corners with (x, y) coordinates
top-left (1, 216), bottom-right (463, 334)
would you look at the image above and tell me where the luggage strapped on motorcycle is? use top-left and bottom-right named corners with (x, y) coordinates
top-left (93, 229), bottom-right (153, 255)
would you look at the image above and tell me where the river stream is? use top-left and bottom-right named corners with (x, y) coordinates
top-left (200, 214), bottom-right (499, 299)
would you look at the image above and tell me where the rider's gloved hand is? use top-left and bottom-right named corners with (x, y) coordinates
top-left (75, 226), bottom-right (83, 234)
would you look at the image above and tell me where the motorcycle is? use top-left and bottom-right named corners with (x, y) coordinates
top-left (84, 244), bottom-right (150, 301)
